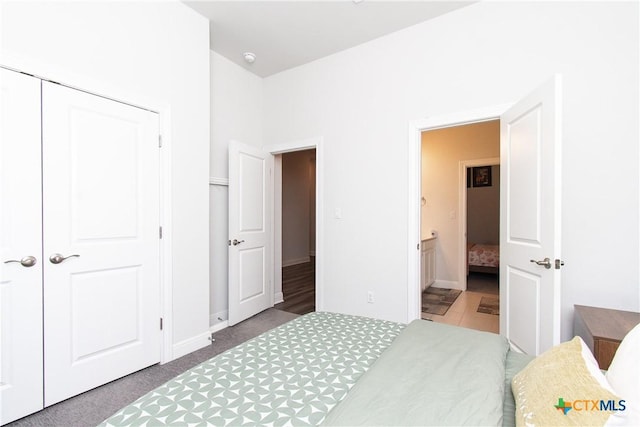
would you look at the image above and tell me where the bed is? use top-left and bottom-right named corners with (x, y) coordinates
top-left (100, 312), bottom-right (532, 427)
top-left (467, 242), bottom-right (499, 274)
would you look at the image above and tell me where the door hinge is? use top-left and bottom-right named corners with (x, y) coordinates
top-left (158, 135), bottom-right (162, 148)
top-left (160, 318), bottom-right (163, 330)
top-left (159, 226), bottom-right (163, 239)
top-left (417, 243), bottom-right (420, 250)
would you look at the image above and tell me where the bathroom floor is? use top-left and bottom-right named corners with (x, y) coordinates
top-left (421, 291), bottom-right (499, 334)
top-left (421, 273), bottom-right (499, 334)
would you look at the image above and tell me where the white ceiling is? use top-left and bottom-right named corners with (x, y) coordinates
top-left (183, 1), bottom-right (476, 77)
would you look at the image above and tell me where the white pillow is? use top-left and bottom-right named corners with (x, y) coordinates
top-left (606, 323), bottom-right (640, 426)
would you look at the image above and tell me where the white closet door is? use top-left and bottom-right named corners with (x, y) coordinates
top-left (0, 69), bottom-right (44, 425)
top-left (42, 82), bottom-right (161, 405)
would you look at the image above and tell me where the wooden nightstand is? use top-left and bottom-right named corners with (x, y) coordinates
top-left (574, 305), bottom-right (640, 370)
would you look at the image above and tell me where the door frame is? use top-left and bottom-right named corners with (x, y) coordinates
top-left (407, 105), bottom-right (511, 322)
top-left (0, 60), bottom-right (174, 363)
top-left (459, 157), bottom-right (500, 291)
top-left (264, 137), bottom-right (324, 312)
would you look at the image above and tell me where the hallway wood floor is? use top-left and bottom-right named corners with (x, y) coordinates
top-left (274, 258), bottom-right (315, 315)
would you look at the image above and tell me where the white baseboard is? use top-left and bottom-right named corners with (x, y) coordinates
top-left (274, 292), bottom-right (284, 304)
top-left (210, 320), bottom-right (229, 334)
top-left (172, 331), bottom-right (211, 360)
top-left (282, 256), bottom-right (310, 267)
top-left (431, 279), bottom-right (463, 291)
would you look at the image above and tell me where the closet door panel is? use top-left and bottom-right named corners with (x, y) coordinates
top-left (42, 82), bottom-right (161, 406)
top-left (0, 69), bottom-right (44, 424)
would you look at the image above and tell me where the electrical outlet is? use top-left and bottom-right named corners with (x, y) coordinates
top-left (367, 291), bottom-right (374, 304)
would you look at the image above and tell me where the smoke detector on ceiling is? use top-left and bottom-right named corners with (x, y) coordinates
top-left (243, 52), bottom-right (256, 64)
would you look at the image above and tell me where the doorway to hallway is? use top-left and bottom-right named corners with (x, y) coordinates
top-left (274, 149), bottom-right (317, 315)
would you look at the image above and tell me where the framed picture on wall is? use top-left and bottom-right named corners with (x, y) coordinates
top-left (472, 166), bottom-right (492, 187)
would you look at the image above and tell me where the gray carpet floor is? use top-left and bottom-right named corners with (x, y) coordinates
top-left (7, 308), bottom-right (299, 427)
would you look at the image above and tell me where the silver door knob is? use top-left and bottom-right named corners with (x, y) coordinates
top-left (4, 256), bottom-right (37, 268)
top-left (49, 253), bottom-right (80, 264)
top-left (530, 257), bottom-right (552, 269)
top-left (232, 239), bottom-right (245, 246)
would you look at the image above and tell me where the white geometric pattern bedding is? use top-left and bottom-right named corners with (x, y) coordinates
top-left (100, 312), bottom-right (404, 427)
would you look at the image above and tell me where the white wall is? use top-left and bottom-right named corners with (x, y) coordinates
top-left (263, 1), bottom-right (639, 340)
top-left (1, 0), bottom-right (211, 357)
top-left (209, 51), bottom-right (263, 327)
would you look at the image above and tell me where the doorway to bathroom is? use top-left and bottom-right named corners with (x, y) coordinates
top-left (420, 120), bottom-right (500, 333)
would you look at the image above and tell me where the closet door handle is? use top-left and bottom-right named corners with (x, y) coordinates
top-left (530, 257), bottom-right (552, 269)
top-left (49, 253), bottom-right (80, 264)
top-left (4, 256), bottom-right (37, 268)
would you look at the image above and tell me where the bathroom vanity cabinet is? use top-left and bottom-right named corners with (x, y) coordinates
top-left (421, 238), bottom-right (436, 291)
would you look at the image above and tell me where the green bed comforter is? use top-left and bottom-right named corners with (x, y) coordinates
top-left (101, 313), bottom-right (530, 427)
top-left (322, 320), bottom-right (511, 426)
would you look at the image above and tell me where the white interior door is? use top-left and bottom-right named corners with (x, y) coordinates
top-left (0, 69), bottom-right (44, 425)
top-left (500, 76), bottom-right (562, 355)
top-left (42, 82), bottom-right (161, 405)
top-left (228, 141), bottom-right (273, 326)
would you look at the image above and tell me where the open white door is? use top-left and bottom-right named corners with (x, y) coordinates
top-left (500, 76), bottom-right (562, 355)
top-left (228, 141), bottom-right (273, 326)
top-left (42, 82), bottom-right (161, 405)
top-left (0, 69), bottom-right (44, 425)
